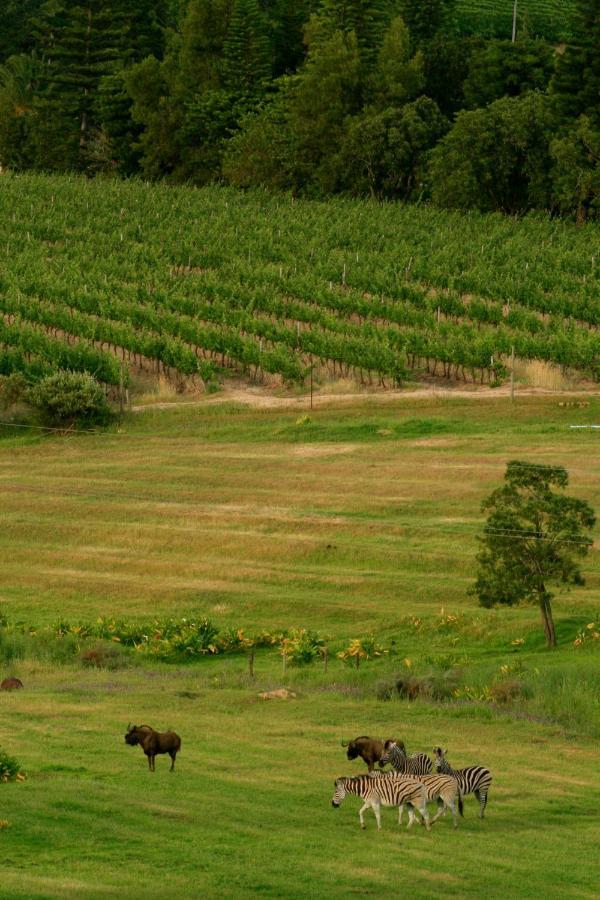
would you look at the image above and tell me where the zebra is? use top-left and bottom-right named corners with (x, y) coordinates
top-left (378, 740), bottom-right (433, 776)
top-left (376, 771), bottom-right (464, 828)
top-left (331, 774), bottom-right (431, 831)
top-left (434, 747), bottom-right (492, 818)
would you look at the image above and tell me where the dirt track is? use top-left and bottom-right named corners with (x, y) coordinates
top-left (133, 383), bottom-right (599, 412)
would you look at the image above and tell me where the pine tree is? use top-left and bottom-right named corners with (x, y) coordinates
top-left (222, 0), bottom-right (272, 95)
top-left (31, 1), bottom-right (134, 170)
top-left (314, 0), bottom-right (396, 62)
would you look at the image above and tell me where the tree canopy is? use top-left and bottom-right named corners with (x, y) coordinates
top-left (475, 461), bottom-right (596, 648)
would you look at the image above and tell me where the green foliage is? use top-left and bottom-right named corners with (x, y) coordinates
top-left (551, 116), bottom-right (600, 223)
top-left (0, 372), bottom-right (29, 407)
top-left (368, 15), bottom-right (424, 107)
top-left (0, 52), bottom-right (40, 170)
top-left (551, 0), bottom-right (600, 128)
top-left (26, 371), bottom-right (112, 427)
top-left (399, 0), bottom-right (457, 45)
top-left (463, 38), bottom-right (554, 109)
top-left (429, 92), bottom-right (555, 213)
top-left (280, 628), bottom-right (325, 665)
top-left (0, 748), bottom-right (21, 783)
top-left (475, 461), bottom-right (596, 647)
top-left (286, 29), bottom-right (362, 193)
top-left (338, 97), bottom-right (447, 199)
top-left (222, 0), bottom-right (272, 95)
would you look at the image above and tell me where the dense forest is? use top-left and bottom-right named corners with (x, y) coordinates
top-left (0, 0), bottom-right (598, 219)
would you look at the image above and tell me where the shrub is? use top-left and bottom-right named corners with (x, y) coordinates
top-left (280, 629), bottom-right (325, 666)
top-left (337, 636), bottom-right (385, 665)
top-left (26, 371), bottom-right (112, 427)
top-left (0, 749), bottom-right (21, 783)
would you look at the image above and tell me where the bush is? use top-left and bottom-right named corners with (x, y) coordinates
top-left (0, 748), bottom-right (21, 783)
top-left (26, 371), bottom-right (112, 427)
top-left (0, 372), bottom-right (29, 408)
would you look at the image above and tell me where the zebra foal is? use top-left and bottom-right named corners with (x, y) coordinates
top-left (331, 774), bottom-right (431, 831)
top-left (434, 747), bottom-right (492, 818)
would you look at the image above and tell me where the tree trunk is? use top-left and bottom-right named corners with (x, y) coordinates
top-left (539, 592), bottom-right (557, 648)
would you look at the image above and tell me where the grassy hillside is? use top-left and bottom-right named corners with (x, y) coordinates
top-left (456, 0), bottom-right (576, 41)
top-left (1, 397), bottom-right (599, 898)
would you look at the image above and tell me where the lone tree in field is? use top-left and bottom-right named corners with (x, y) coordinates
top-left (475, 461), bottom-right (595, 648)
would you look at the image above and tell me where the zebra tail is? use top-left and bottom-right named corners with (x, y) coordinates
top-left (458, 794), bottom-right (464, 817)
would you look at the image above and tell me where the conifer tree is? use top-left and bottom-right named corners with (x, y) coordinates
top-left (313, 0), bottom-right (396, 62)
top-left (31, 1), bottom-right (133, 169)
top-left (222, 0), bottom-right (272, 95)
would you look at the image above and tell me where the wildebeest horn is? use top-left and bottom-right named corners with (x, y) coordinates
top-left (341, 740), bottom-right (349, 747)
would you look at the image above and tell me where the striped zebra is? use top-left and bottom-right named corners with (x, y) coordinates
top-left (378, 740), bottom-right (433, 776)
top-left (434, 748), bottom-right (492, 818)
top-left (377, 771), bottom-right (463, 828)
top-left (331, 774), bottom-right (431, 831)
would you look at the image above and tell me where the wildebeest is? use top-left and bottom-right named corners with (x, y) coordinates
top-left (341, 736), bottom-right (406, 772)
top-left (125, 724), bottom-right (181, 772)
top-left (1, 677), bottom-right (23, 691)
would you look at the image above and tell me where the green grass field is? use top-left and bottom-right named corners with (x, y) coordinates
top-left (1, 396), bottom-right (599, 898)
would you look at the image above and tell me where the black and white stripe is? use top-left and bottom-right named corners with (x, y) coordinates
top-left (377, 771), bottom-right (463, 828)
top-left (379, 740), bottom-right (433, 776)
top-left (434, 747), bottom-right (492, 818)
top-left (331, 774), bottom-right (431, 831)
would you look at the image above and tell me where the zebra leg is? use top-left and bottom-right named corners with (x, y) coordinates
top-left (359, 800), bottom-right (370, 830)
top-left (479, 790), bottom-right (488, 818)
top-left (430, 801), bottom-right (445, 824)
top-left (449, 798), bottom-right (459, 829)
top-left (419, 800), bottom-right (431, 832)
top-left (406, 804), bottom-right (415, 829)
top-left (372, 798), bottom-right (382, 831)
top-left (398, 803), bottom-right (405, 826)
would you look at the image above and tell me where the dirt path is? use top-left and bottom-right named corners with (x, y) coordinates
top-left (132, 383), bottom-right (598, 412)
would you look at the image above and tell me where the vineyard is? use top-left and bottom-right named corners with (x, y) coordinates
top-left (455, 0), bottom-right (575, 41)
top-left (0, 172), bottom-right (599, 397)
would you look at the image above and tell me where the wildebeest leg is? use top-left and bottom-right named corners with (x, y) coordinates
top-left (147, 753), bottom-right (152, 772)
top-left (169, 750), bottom-right (176, 771)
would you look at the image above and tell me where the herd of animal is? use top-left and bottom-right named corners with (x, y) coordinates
top-left (333, 736), bottom-right (492, 831)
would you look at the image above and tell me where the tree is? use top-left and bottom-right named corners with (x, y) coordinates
top-left (552, 0), bottom-right (600, 129)
top-left (338, 97), bottom-right (447, 199)
top-left (221, 0), bottom-right (272, 96)
top-left (429, 92), bottom-right (554, 213)
top-left (551, 116), bottom-right (600, 222)
top-left (399, 0), bottom-right (456, 46)
top-left (286, 29), bottom-right (362, 193)
top-left (463, 38), bottom-right (554, 110)
top-left (475, 461), bottom-right (596, 648)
